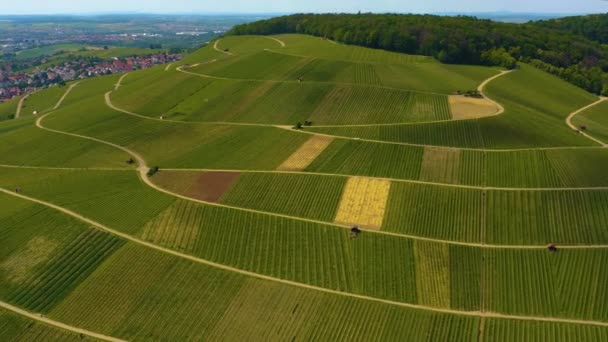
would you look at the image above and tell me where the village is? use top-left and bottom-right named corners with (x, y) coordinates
top-left (0, 52), bottom-right (182, 101)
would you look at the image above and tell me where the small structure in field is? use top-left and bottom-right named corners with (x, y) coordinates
top-left (160, 115), bottom-right (165, 120)
top-left (32, 110), bottom-right (38, 115)
top-left (580, 126), bottom-right (587, 131)
top-left (15, 187), bottom-right (22, 193)
top-left (350, 226), bottom-right (362, 238)
top-left (294, 122), bottom-right (303, 130)
top-left (147, 166), bottom-right (160, 177)
top-left (304, 120), bottom-right (313, 126)
top-left (547, 244), bottom-right (558, 252)
top-left (126, 158), bottom-right (135, 165)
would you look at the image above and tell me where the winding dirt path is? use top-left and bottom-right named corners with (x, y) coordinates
top-left (566, 97), bottom-right (608, 147)
top-left (477, 70), bottom-right (512, 115)
top-left (164, 62), bottom-right (174, 71)
top-left (0, 164), bottom-right (127, 171)
top-left (15, 94), bottom-right (30, 119)
top-left (213, 39), bottom-right (235, 56)
top-left (2, 187), bottom-right (607, 328)
top-left (105, 89), bottom-right (277, 128)
top-left (0, 301), bottom-right (125, 342)
top-left (53, 83), bottom-right (79, 110)
top-left (160, 167), bottom-right (608, 192)
top-left (24, 109), bottom-right (608, 249)
top-left (265, 36), bottom-right (286, 47)
top-left (176, 60), bottom-right (603, 152)
top-left (114, 73), bottom-right (129, 91)
top-left (311, 69), bottom-right (513, 129)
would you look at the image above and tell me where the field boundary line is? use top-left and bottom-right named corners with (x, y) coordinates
top-left (37, 95), bottom-right (608, 249)
top-left (280, 125), bottom-right (602, 152)
top-left (2, 187), bottom-right (608, 328)
top-left (177, 58), bottom-right (452, 97)
top-left (0, 164), bottom-right (129, 171)
top-left (265, 36), bottom-right (286, 47)
top-left (213, 39), bottom-right (235, 56)
top-left (264, 46), bottom-right (432, 66)
top-left (566, 97), bottom-right (607, 147)
top-left (105, 89), bottom-right (282, 128)
top-left (160, 168), bottom-right (608, 192)
top-left (0, 301), bottom-right (126, 342)
top-left (310, 70), bottom-right (513, 128)
top-left (125, 64), bottom-right (601, 152)
top-left (134, 63), bottom-right (602, 152)
top-left (114, 73), bottom-right (129, 91)
top-left (15, 92), bottom-right (33, 119)
top-left (53, 83), bottom-right (79, 110)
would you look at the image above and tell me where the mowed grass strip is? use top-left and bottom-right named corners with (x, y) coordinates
top-left (414, 241), bottom-right (451, 308)
top-left (278, 135), bottom-right (334, 171)
top-left (334, 177), bottom-right (391, 229)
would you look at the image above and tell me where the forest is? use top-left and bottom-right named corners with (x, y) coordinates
top-left (230, 13), bottom-right (608, 95)
top-left (531, 14), bottom-right (608, 44)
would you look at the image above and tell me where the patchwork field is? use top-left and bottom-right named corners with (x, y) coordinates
top-left (2, 33), bottom-right (607, 340)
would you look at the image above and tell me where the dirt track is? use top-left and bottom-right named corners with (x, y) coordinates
top-left (15, 94), bottom-right (30, 119)
top-left (565, 97), bottom-right (608, 147)
top-left (53, 83), bottom-right (79, 110)
top-left (0, 301), bottom-right (126, 342)
top-left (2, 187), bottom-right (608, 328)
top-left (213, 39), bottom-right (235, 56)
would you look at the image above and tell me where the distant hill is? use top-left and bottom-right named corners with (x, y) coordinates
top-left (230, 13), bottom-right (608, 95)
top-left (530, 13), bottom-right (608, 44)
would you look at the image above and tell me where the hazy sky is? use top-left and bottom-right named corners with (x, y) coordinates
top-left (2, 0), bottom-right (608, 14)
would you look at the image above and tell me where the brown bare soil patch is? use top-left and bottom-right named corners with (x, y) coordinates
top-left (153, 171), bottom-right (241, 203)
top-left (449, 96), bottom-right (498, 120)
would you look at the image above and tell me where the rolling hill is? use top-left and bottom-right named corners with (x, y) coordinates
top-left (1, 33), bottom-right (607, 341)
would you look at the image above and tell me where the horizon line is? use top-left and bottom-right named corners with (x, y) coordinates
top-left (0, 10), bottom-right (601, 16)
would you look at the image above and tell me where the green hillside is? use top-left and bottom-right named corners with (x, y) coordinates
top-left (2, 33), bottom-right (607, 340)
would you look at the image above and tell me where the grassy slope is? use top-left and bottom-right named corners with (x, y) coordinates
top-left (0, 191), bottom-right (481, 341)
top-left (0, 97), bottom-right (19, 121)
top-left (572, 101), bottom-right (608, 143)
top-left (109, 34), bottom-right (492, 125)
top-left (1, 167), bottom-right (607, 322)
top-left (304, 138), bottom-right (608, 187)
top-left (44, 75), bottom-right (309, 169)
top-left (0, 308), bottom-right (96, 342)
top-left (0, 193), bottom-right (124, 314)
top-left (18, 86), bottom-right (65, 117)
top-left (156, 170), bottom-right (608, 245)
top-left (309, 64), bottom-right (597, 148)
top-left (0, 117), bottom-right (132, 168)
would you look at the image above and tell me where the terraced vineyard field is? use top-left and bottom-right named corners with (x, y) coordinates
top-left (2, 33), bottom-right (607, 341)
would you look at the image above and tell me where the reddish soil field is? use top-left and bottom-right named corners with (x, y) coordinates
top-left (184, 171), bottom-right (241, 203)
top-left (152, 170), bottom-right (241, 203)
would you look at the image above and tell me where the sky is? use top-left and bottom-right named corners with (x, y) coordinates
top-left (1, 0), bottom-right (607, 15)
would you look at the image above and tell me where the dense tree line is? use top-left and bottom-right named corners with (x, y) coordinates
top-left (230, 13), bottom-right (608, 95)
top-left (531, 14), bottom-right (608, 44)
